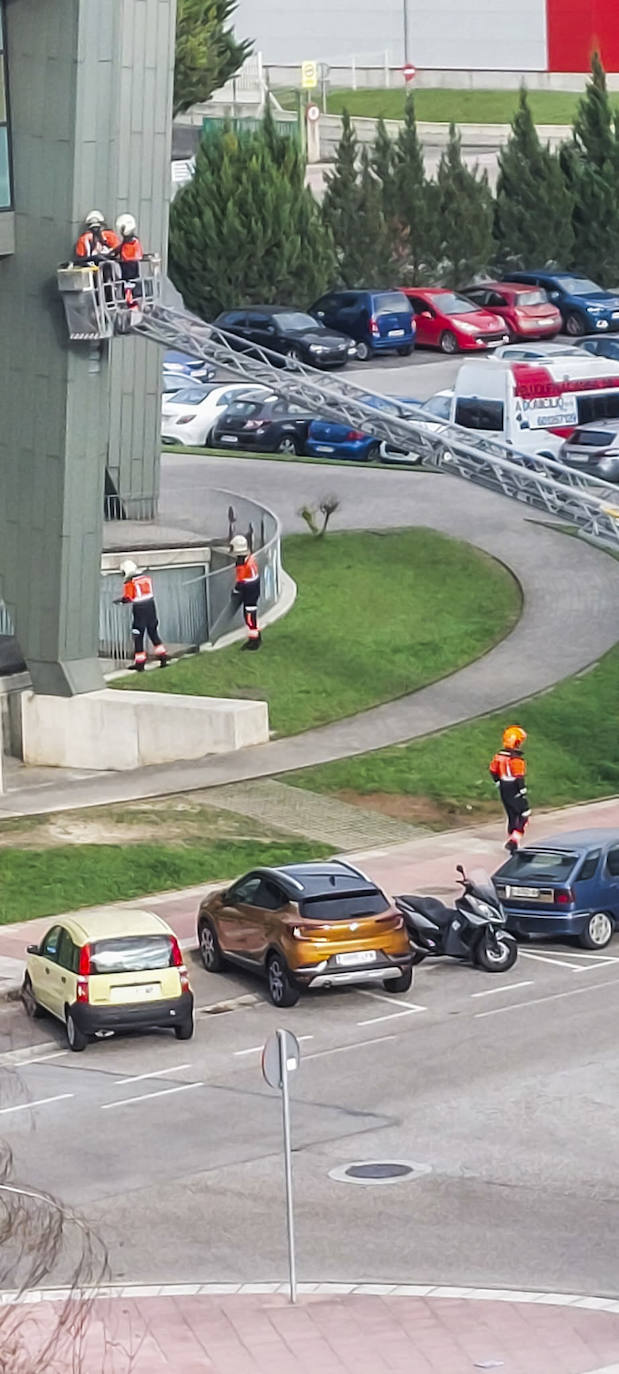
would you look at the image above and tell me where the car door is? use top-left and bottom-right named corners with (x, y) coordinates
top-left (311, 293), bottom-right (340, 331)
top-left (602, 845), bottom-right (619, 917)
top-left (408, 295), bottom-right (436, 346)
top-left (332, 293), bottom-right (364, 343)
top-left (217, 311), bottom-right (249, 350)
top-left (32, 924), bottom-right (63, 1015)
top-left (247, 313), bottom-right (282, 357)
top-left (246, 879), bottom-right (288, 962)
top-left (217, 874), bottom-right (263, 955)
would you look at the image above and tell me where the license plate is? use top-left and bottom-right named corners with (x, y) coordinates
top-left (219, 435), bottom-right (239, 444)
top-left (316, 444), bottom-right (335, 453)
top-left (110, 983), bottom-right (160, 1004)
top-left (388, 329), bottom-right (405, 337)
top-left (613, 312), bottom-right (619, 319)
top-left (506, 886), bottom-right (542, 899)
top-left (336, 950), bottom-right (377, 967)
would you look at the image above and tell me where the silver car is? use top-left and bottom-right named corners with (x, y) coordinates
top-left (558, 423), bottom-right (619, 483)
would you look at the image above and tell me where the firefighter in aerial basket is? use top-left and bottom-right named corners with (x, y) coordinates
top-left (230, 536), bottom-right (262, 650)
top-left (489, 725), bottom-right (531, 854)
top-left (115, 560), bottom-right (168, 671)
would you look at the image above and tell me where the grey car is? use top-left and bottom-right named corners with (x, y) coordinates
top-left (558, 423), bottom-right (619, 483)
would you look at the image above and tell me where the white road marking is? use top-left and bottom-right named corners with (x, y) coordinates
top-left (358, 989), bottom-right (426, 1011)
top-left (519, 950), bottom-right (584, 971)
top-left (0, 1093), bottom-right (73, 1116)
top-left (303, 1035), bottom-right (397, 1061)
top-left (471, 981), bottom-right (534, 999)
top-left (115, 1063), bottom-right (192, 1085)
top-left (357, 1007), bottom-right (426, 1026)
top-left (0, 1042), bottom-right (59, 1067)
top-left (474, 976), bottom-right (619, 1019)
top-left (19, 1051), bottom-right (69, 1065)
top-left (234, 1035), bottom-right (314, 1058)
top-left (101, 1081), bottom-right (204, 1110)
top-left (573, 960), bottom-right (619, 973)
top-left (582, 1366), bottom-right (619, 1373)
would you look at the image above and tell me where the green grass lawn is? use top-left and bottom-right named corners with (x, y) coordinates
top-left (0, 838), bottom-right (329, 924)
top-left (277, 87), bottom-right (608, 126)
top-left (115, 531), bottom-right (520, 737)
top-left (286, 645), bottom-right (619, 826)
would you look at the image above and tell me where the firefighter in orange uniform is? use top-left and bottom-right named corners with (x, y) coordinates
top-left (75, 210), bottom-right (121, 263)
top-left (489, 726), bottom-right (530, 854)
top-left (114, 213), bottom-right (144, 304)
top-left (115, 560), bottom-right (168, 671)
top-left (230, 536), bottom-right (261, 650)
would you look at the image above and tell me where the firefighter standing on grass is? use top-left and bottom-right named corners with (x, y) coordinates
top-left (489, 726), bottom-right (530, 854)
top-left (115, 561), bottom-right (168, 671)
top-left (231, 536), bottom-right (262, 650)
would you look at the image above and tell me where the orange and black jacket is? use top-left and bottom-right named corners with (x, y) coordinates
top-left (489, 748), bottom-right (530, 816)
top-left (233, 555), bottom-right (260, 603)
top-left (120, 574), bottom-right (155, 606)
top-left (75, 228), bottom-right (120, 261)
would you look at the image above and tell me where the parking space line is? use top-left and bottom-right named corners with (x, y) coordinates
top-left (471, 981), bottom-right (534, 999)
top-left (519, 950), bottom-right (584, 970)
top-left (0, 1093), bottom-right (73, 1115)
top-left (357, 1007), bottom-right (426, 1026)
top-left (474, 977), bottom-right (619, 1019)
top-left (358, 990), bottom-right (426, 1011)
top-left (234, 1035), bottom-right (314, 1058)
top-left (101, 1082), bottom-right (204, 1110)
top-left (115, 1064), bottom-right (192, 1085)
top-left (303, 1035), bottom-right (397, 1061)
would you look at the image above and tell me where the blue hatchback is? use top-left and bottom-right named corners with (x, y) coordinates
top-left (506, 271), bottom-right (619, 338)
top-left (305, 393), bottom-right (414, 462)
top-left (309, 290), bottom-right (416, 361)
top-left (493, 829), bottom-right (619, 949)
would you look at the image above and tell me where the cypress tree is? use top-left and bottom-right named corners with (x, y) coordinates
top-left (494, 88), bottom-right (574, 268)
top-left (434, 124), bottom-right (494, 287)
top-left (354, 148), bottom-right (395, 284)
top-left (169, 121), bottom-right (335, 318)
top-left (372, 116), bottom-right (397, 221)
top-left (564, 53), bottom-right (619, 283)
top-left (322, 110), bottom-right (363, 286)
top-left (392, 95), bottom-right (435, 280)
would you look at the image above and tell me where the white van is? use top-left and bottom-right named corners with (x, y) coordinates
top-left (445, 354), bottom-right (619, 458)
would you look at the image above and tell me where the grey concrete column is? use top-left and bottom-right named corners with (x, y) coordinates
top-left (0, 0), bottom-right (176, 694)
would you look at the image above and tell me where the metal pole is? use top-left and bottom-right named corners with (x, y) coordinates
top-left (403, 0), bottom-right (409, 63)
top-left (278, 1028), bottom-right (297, 1303)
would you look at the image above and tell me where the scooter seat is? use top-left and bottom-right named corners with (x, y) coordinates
top-left (397, 894), bottom-right (454, 926)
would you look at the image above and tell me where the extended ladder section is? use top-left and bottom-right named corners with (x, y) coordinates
top-left (57, 264), bottom-right (619, 550)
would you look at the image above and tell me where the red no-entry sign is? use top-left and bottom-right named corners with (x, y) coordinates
top-left (402, 63), bottom-right (416, 83)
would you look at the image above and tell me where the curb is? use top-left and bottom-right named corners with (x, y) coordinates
top-left (3, 1281), bottom-right (619, 1310)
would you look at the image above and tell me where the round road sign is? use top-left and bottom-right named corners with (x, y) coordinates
top-left (402, 63), bottom-right (416, 83)
top-left (262, 1029), bottom-right (301, 1088)
top-left (306, 104), bottom-right (320, 123)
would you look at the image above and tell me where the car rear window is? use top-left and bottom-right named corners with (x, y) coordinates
top-left (515, 290), bottom-right (547, 305)
top-left (299, 890), bottom-right (390, 921)
top-left (374, 293), bottom-right (412, 316)
top-left (169, 385), bottom-right (214, 405)
top-left (89, 936), bottom-right (176, 974)
top-left (499, 850), bottom-right (578, 882)
top-left (569, 428), bottom-right (617, 446)
top-left (225, 400), bottom-right (263, 418)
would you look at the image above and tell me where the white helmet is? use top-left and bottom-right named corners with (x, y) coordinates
top-left (116, 213), bottom-right (137, 238)
top-left (120, 559), bottom-right (138, 578)
top-left (230, 535), bottom-right (249, 556)
top-left (85, 210), bottom-right (105, 227)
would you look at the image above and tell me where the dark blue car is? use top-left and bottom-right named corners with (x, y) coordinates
top-left (506, 271), bottom-right (619, 338)
top-left (493, 829), bottom-right (619, 949)
top-left (309, 290), bottom-right (416, 361)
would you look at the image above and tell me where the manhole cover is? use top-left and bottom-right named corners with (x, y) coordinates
top-left (329, 1160), bottom-right (432, 1187)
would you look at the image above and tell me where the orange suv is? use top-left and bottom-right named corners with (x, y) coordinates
top-left (197, 861), bottom-right (414, 1007)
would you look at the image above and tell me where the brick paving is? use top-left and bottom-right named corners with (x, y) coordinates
top-left (14, 1288), bottom-right (619, 1373)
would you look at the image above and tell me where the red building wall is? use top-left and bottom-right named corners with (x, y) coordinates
top-left (547, 0), bottom-right (619, 72)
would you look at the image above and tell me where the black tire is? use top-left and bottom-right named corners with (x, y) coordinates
top-left (65, 1010), bottom-right (87, 1052)
top-left (356, 340), bottom-right (373, 361)
top-left (276, 434), bottom-right (300, 456)
top-left (474, 930), bottom-right (518, 973)
top-left (579, 911), bottom-right (614, 950)
top-left (440, 330), bottom-right (459, 354)
top-left (384, 966), bottom-right (413, 993)
top-left (198, 918), bottom-right (225, 973)
top-left (266, 952), bottom-right (300, 1008)
top-left (364, 442), bottom-right (380, 462)
top-left (397, 344), bottom-right (413, 357)
top-left (21, 975), bottom-right (43, 1019)
top-left (565, 311), bottom-right (587, 337)
top-left (174, 1018), bottom-right (195, 1040)
top-left (285, 346), bottom-right (302, 363)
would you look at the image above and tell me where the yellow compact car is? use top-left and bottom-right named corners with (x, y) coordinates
top-left (21, 909), bottom-right (194, 1051)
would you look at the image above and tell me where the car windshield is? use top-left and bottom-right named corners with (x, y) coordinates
top-left (89, 936), bottom-right (176, 974)
top-left (275, 312), bottom-right (321, 331)
top-left (425, 393), bottom-right (452, 418)
top-left (375, 293), bottom-right (411, 315)
top-left (434, 293), bottom-right (476, 315)
top-left (559, 277), bottom-right (602, 294)
top-left (569, 429), bottom-right (617, 446)
top-left (299, 890), bottom-right (390, 921)
top-left (515, 290), bottom-right (547, 306)
top-left (499, 849), bottom-right (579, 882)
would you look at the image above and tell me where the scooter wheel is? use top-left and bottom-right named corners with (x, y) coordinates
top-left (474, 931), bottom-right (518, 973)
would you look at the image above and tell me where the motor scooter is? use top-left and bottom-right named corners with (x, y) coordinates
top-left (395, 865), bottom-right (518, 972)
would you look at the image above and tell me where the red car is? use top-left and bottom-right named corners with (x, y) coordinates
top-left (400, 287), bottom-right (510, 353)
top-left (462, 281), bottom-right (562, 342)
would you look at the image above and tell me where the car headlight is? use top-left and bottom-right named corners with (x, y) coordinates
top-left (458, 321), bottom-right (480, 333)
top-left (587, 304), bottom-right (605, 313)
top-left (309, 344), bottom-right (326, 353)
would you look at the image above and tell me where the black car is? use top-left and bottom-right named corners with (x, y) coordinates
top-left (211, 396), bottom-right (313, 455)
top-left (213, 306), bottom-right (355, 368)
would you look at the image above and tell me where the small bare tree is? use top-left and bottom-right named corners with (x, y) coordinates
top-left (298, 494), bottom-right (341, 538)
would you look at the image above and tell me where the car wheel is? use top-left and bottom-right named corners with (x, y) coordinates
top-left (285, 346), bottom-right (302, 363)
top-left (397, 344), bottom-right (413, 357)
top-left (384, 966), bottom-right (413, 993)
top-left (21, 975), bottom-right (43, 1019)
top-left (565, 312), bottom-right (587, 337)
top-left (356, 341), bottom-right (372, 361)
top-left (440, 330), bottom-right (459, 354)
top-left (65, 1010), bottom-right (87, 1052)
top-left (199, 918), bottom-right (225, 973)
top-left (266, 953), bottom-right (300, 1007)
top-left (174, 1017), bottom-right (195, 1040)
top-left (474, 931), bottom-right (518, 972)
top-left (276, 434), bottom-right (300, 455)
top-left (580, 911), bottom-right (613, 949)
top-left (365, 442), bottom-right (380, 462)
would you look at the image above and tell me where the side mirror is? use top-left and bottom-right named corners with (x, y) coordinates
top-left (456, 864), bottom-right (465, 878)
top-left (315, 310), bottom-right (325, 318)
top-left (26, 944), bottom-right (39, 955)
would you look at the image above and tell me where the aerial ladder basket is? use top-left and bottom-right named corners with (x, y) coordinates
top-left (57, 255), bottom-right (162, 341)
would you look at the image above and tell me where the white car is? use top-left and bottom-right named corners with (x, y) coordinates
top-left (161, 383), bottom-right (272, 446)
top-left (492, 342), bottom-right (585, 362)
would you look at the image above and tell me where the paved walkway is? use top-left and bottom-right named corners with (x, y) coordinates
top-left (2, 468), bottom-right (619, 818)
top-left (13, 1284), bottom-right (619, 1372)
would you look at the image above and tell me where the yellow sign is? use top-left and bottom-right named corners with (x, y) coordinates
top-left (301, 61), bottom-right (318, 90)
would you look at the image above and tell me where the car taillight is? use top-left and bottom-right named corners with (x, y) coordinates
top-left (555, 889), bottom-right (574, 905)
top-left (170, 937), bottom-right (191, 992)
top-left (177, 414), bottom-right (196, 424)
top-left (243, 419), bottom-right (263, 429)
top-left (78, 944), bottom-right (91, 976)
top-left (292, 925), bottom-right (319, 940)
top-left (76, 979), bottom-right (89, 1003)
top-left (369, 316), bottom-right (380, 336)
top-left (346, 430), bottom-right (366, 440)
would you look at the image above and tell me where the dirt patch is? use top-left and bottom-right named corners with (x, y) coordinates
top-left (0, 795), bottom-right (292, 852)
top-left (334, 790), bottom-right (499, 831)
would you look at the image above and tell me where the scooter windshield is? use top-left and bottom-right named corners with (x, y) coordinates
top-left (467, 868), bottom-right (498, 905)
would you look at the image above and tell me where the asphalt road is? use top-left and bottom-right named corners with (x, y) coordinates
top-left (3, 940), bottom-right (619, 1295)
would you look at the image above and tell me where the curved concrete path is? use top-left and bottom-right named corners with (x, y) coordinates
top-left (2, 459), bottom-right (619, 816)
